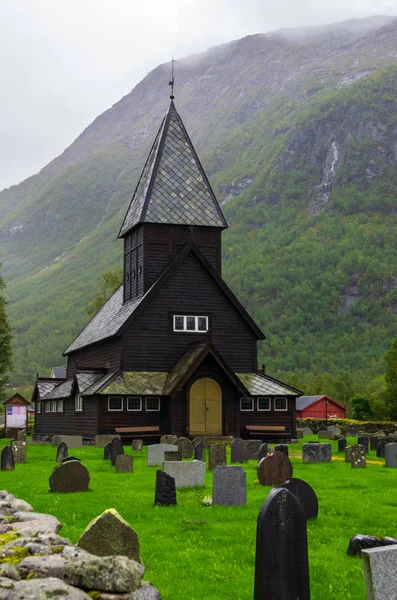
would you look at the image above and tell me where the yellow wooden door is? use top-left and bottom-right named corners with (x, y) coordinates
top-left (189, 378), bottom-right (222, 435)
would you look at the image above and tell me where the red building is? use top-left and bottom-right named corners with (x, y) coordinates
top-left (296, 395), bottom-right (346, 419)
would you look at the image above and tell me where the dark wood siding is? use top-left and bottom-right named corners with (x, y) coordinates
top-left (67, 339), bottom-right (121, 377)
top-left (34, 396), bottom-right (98, 438)
top-left (98, 395), bottom-right (169, 433)
top-left (124, 228), bottom-right (143, 302)
top-left (238, 396), bottom-right (295, 437)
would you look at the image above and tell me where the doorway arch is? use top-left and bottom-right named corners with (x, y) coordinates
top-left (189, 377), bottom-right (222, 435)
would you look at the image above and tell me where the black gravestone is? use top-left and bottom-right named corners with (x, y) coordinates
top-left (231, 438), bottom-right (248, 463)
top-left (277, 477), bottom-right (318, 520)
top-left (1, 446), bottom-right (15, 471)
top-left (338, 438), bottom-right (347, 452)
top-left (275, 444), bottom-right (289, 457)
top-left (155, 470), bottom-right (177, 506)
top-left (357, 435), bottom-right (369, 454)
top-left (56, 442), bottom-right (68, 462)
top-left (111, 437), bottom-right (124, 465)
top-left (254, 487), bottom-right (310, 600)
top-left (194, 441), bottom-right (204, 462)
top-left (258, 443), bottom-right (270, 462)
top-left (62, 456), bottom-right (81, 463)
top-left (104, 442), bottom-right (112, 460)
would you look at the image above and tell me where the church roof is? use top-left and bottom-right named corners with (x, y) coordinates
top-left (237, 372), bottom-right (301, 396)
top-left (118, 101), bottom-right (227, 237)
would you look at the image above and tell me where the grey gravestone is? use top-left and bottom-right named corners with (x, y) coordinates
top-left (192, 437), bottom-right (202, 447)
top-left (277, 477), bottom-right (318, 520)
top-left (155, 470), bottom-right (176, 505)
top-left (302, 443), bottom-right (332, 463)
top-left (358, 435), bottom-right (369, 455)
top-left (147, 444), bottom-right (178, 466)
top-left (49, 460), bottom-right (90, 493)
top-left (11, 440), bottom-right (26, 464)
top-left (17, 429), bottom-right (26, 442)
top-left (328, 424), bottom-right (341, 435)
top-left (246, 440), bottom-right (262, 459)
top-left (362, 545), bottom-right (397, 600)
top-left (254, 487), bottom-right (310, 600)
top-left (194, 441), bottom-right (204, 462)
top-left (257, 451), bottom-right (293, 486)
top-left (56, 442), bottom-right (68, 462)
top-left (104, 442), bottom-right (112, 460)
top-left (95, 434), bottom-right (120, 448)
top-left (275, 444), bottom-right (289, 457)
top-left (231, 438), bottom-right (248, 463)
top-left (345, 446), bottom-right (353, 463)
top-left (370, 434), bottom-right (387, 452)
top-left (160, 434), bottom-right (177, 444)
top-left (174, 437), bottom-right (193, 459)
top-left (296, 428), bottom-right (304, 439)
top-left (212, 465), bottom-right (246, 506)
top-left (111, 437), bottom-right (124, 466)
top-left (163, 460), bottom-right (206, 488)
top-left (208, 443), bottom-right (226, 471)
top-left (1, 446), bottom-right (15, 471)
top-left (115, 455), bottom-right (133, 473)
top-left (318, 430), bottom-right (333, 439)
top-left (132, 439), bottom-right (143, 451)
top-left (338, 438), bottom-right (347, 452)
top-left (351, 445), bottom-right (366, 468)
top-left (385, 443), bottom-right (397, 467)
top-left (52, 435), bottom-right (82, 449)
top-left (164, 450), bottom-right (182, 462)
top-left (302, 427), bottom-right (313, 436)
top-left (258, 443), bottom-right (270, 462)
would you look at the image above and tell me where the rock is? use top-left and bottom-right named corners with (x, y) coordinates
top-left (3, 532), bottom-right (72, 550)
top-left (348, 534), bottom-right (397, 556)
top-left (1, 577), bottom-right (90, 599)
top-left (0, 565), bottom-right (20, 581)
top-left (0, 497), bottom-right (33, 516)
top-left (77, 508), bottom-right (140, 562)
top-left (133, 581), bottom-right (161, 599)
top-left (49, 460), bottom-right (90, 493)
top-left (10, 512), bottom-right (62, 534)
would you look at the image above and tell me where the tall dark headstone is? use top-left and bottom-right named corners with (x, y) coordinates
top-left (357, 435), bottom-right (369, 455)
top-left (338, 438), bottom-right (347, 452)
top-left (277, 478), bottom-right (318, 520)
top-left (231, 438), bottom-right (248, 463)
top-left (258, 442), bottom-right (270, 462)
top-left (56, 442), bottom-right (68, 462)
top-left (275, 444), bottom-right (289, 457)
top-left (111, 437), bottom-right (124, 466)
top-left (104, 442), bottom-right (112, 460)
top-left (1, 446), bottom-right (15, 471)
top-left (254, 488), bottom-right (310, 600)
top-left (155, 470), bottom-right (177, 506)
top-left (194, 441), bottom-right (204, 462)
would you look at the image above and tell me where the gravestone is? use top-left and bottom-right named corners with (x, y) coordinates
top-left (208, 443), bottom-right (226, 471)
top-left (212, 466), bottom-right (246, 506)
top-left (277, 477), bottom-right (318, 520)
top-left (164, 450), bottom-right (182, 462)
top-left (345, 446), bottom-right (353, 463)
top-left (110, 437), bottom-right (124, 466)
top-left (258, 443), bottom-right (270, 461)
top-left (328, 424), bottom-right (341, 436)
top-left (51, 435), bottom-right (82, 449)
top-left (296, 428), bottom-right (304, 438)
top-left (302, 443), bottom-right (332, 463)
top-left (11, 440), bottom-right (26, 464)
top-left (77, 508), bottom-right (140, 561)
top-left (348, 535), bottom-right (397, 556)
top-left (49, 460), bottom-right (90, 493)
top-left (257, 451), bottom-right (293, 486)
top-left (174, 437), bottom-right (193, 459)
top-left (318, 430), bottom-right (333, 439)
top-left (104, 442), bottom-right (112, 460)
top-left (246, 440), bottom-right (262, 459)
top-left (115, 455), bottom-right (133, 473)
top-left (338, 438), bottom-right (347, 452)
top-left (132, 439), bottom-right (143, 451)
top-left (160, 434), bottom-right (177, 444)
top-left (362, 545), bottom-right (397, 600)
top-left (231, 438), bottom-right (248, 463)
top-left (192, 437), bottom-right (202, 447)
top-left (275, 444), bottom-right (289, 457)
top-left (254, 487), bottom-right (310, 600)
top-left (370, 434), bottom-right (387, 452)
top-left (163, 460), bottom-right (206, 488)
top-left (385, 443), bottom-right (397, 467)
top-left (56, 442), bottom-right (68, 462)
top-left (155, 470), bottom-right (177, 506)
top-left (194, 441), bottom-right (204, 462)
top-left (17, 429), bottom-right (26, 442)
top-left (1, 446), bottom-right (15, 471)
top-left (95, 434), bottom-right (120, 448)
top-left (358, 435), bottom-right (369, 455)
top-left (302, 427), bottom-right (313, 436)
top-left (147, 444), bottom-right (178, 466)
top-left (62, 455), bottom-right (81, 463)
top-left (351, 445), bottom-right (366, 468)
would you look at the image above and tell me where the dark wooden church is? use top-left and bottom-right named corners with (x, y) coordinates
top-left (33, 99), bottom-right (301, 440)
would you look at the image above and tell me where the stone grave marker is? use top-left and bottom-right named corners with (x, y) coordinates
top-left (345, 446), bottom-right (353, 463)
top-left (11, 440), bottom-right (26, 464)
top-left (77, 508), bottom-right (140, 562)
top-left (362, 545), bottom-right (397, 600)
top-left (370, 434), bottom-right (387, 452)
top-left (192, 437), bottom-right (202, 447)
top-left (174, 437), bottom-right (193, 459)
top-left (147, 444), bottom-right (178, 466)
top-left (257, 451), bottom-right (293, 486)
top-left (194, 441), bottom-right (204, 462)
top-left (358, 435), bottom-right (369, 454)
top-left (302, 443), bottom-right (332, 463)
top-left (318, 430), bottom-right (333, 439)
top-left (62, 456), bottom-right (81, 463)
top-left (296, 428), bottom-right (304, 438)
top-left (258, 442), bottom-right (270, 462)
top-left (56, 442), bottom-right (68, 462)
top-left (254, 487), bottom-right (310, 600)
top-left (277, 477), bottom-right (318, 520)
top-left (49, 460), bottom-right (89, 493)
top-left (132, 439), bottom-right (143, 451)
top-left (231, 438), bottom-right (248, 463)
top-left (385, 442), bottom-right (397, 468)
top-left (328, 424), bottom-right (341, 436)
top-left (115, 455), bottom-right (133, 473)
top-left (212, 466), bottom-right (246, 506)
top-left (275, 444), bottom-right (288, 457)
top-left (164, 450), bottom-right (182, 462)
top-left (338, 438), bottom-right (347, 452)
top-left (246, 440), bottom-right (262, 459)
top-left (302, 427), bottom-right (313, 436)
top-left (1, 446), bottom-right (15, 471)
top-left (17, 429), bottom-right (26, 442)
top-left (95, 434), bottom-right (120, 448)
top-left (155, 470), bottom-right (176, 506)
top-left (163, 460), bottom-right (206, 488)
top-left (51, 435), bottom-right (83, 449)
top-left (351, 445), bottom-right (366, 468)
top-left (104, 442), bottom-right (112, 460)
top-left (208, 443), bottom-right (226, 471)
top-left (111, 437), bottom-right (124, 466)
top-left (160, 434), bottom-right (177, 444)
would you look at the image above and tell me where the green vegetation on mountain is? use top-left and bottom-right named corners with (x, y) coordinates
top-left (0, 261), bottom-right (12, 401)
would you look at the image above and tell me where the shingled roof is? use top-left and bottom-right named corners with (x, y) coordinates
top-left (118, 100), bottom-right (227, 237)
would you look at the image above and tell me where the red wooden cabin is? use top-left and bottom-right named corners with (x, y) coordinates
top-left (296, 395), bottom-right (346, 419)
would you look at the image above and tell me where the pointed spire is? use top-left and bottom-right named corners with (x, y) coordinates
top-left (169, 57), bottom-right (175, 100)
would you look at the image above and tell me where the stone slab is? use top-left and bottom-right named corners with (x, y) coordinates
top-left (173, 437), bottom-right (193, 458)
top-left (385, 443), bottom-right (397, 467)
top-left (318, 430), bottom-right (333, 439)
top-left (231, 438), bottom-right (248, 463)
top-left (155, 470), bottom-right (176, 505)
top-left (147, 444), bottom-right (178, 466)
top-left (302, 427), bottom-right (313, 436)
top-left (52, 435), bottom-right (83, 449)
top-left (132, 439), bottom-right (143, 451)
top-left (164, 451), bottom-right (182, 462)
top-left (213, 466), bottom-right (246, 505)
top-left (246, 440), bottom-right (262, 459)
top-left (11, 440), bottom-right (26, 464)
top-left (208, 443), bottom-right (226, 471)
top-left (95, 434), bottom-right (121, 448)
top-left (163, 460), bottom-right (206, 488)
top-left (115, 455), bottom-right (133, 473)
top-left (362, 545), bottom-right (397, 600)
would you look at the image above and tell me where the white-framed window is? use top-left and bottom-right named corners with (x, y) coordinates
top-left (173, 315), bottom-right (208, 333)
top-left (36, 402), bottom-right (41, 414)
top-left (45, 401), bottom-right (51, 413)
top-left (75, 394), bottom-right (83, 412)
top-left (257, 396), bottom-right (271, 411)
top-left (108, 396), bottom-right (123, 411)
top-left (240, 397), bottom-right (254, 411)
top-left (146, 396), bottom-right (160, 411)
top-left (274, 396), bottom-right (288, 411)
top-left (51, 400), bottom-right (57, 412)
top-left (127, 397), bottom-right (142, 411)
top-left (57, 400), bottom-right (64, 413)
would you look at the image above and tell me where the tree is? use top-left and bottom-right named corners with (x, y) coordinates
top-left (0, 266), bottom-right (12, 402)
top-left (385, 337), bottom-right (397, 419)
top-left (86, 268), bottom-right (123, 317)
top-left (350, 395), bottom-right (373, 420)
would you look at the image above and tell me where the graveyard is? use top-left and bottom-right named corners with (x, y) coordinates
top-left (1, 435), bottom-right (396, 599)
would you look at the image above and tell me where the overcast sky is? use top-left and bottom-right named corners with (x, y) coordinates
top-left (1, 0), bottom-right (397, 191)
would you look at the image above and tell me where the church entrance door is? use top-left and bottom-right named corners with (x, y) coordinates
top-left (189, 377), bottom-right (222, 435)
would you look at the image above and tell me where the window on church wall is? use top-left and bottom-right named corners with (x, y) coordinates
top-left (146, 397), bottom-right (160, 411)
top-left (45, 401), bottom-right (51, 413)
top-left (51, 400), bottom-right (57, 412)
top-left (57, 400), bottom-right (64, 413)
top-left (127, 397), bottom-right (142, 411)
top-left (240, 397), bottom-right (254, 411)
top-left (36, 402), bottom-right (41, 414)
top-left (257, 397), bottom-right (271, 411)
top-left (75, 394), bottom-right (83, 412)
top-left (173, 315), bottom-right (208, 333)
top-left (108, 396), bottom-right (123, 411)
top-left (274, 397), bottom-right (288, 411)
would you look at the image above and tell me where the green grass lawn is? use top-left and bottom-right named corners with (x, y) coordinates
top-left (0, 437), bottom-right (393, 599)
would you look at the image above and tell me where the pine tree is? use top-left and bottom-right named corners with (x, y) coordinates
top-left (385, 337), bottom-right (397, 420)
top-left (0, 266), bottom-right (12, 402)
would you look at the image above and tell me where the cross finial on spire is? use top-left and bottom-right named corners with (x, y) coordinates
top-left (169, 57), bottom-right (175, 100)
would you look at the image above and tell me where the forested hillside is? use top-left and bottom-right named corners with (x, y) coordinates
top-left (1, 16), bottom-right (397, 407)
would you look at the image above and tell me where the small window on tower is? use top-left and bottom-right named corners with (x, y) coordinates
top-left (174, 316), bottom-right (184, 331)
top-left (186, 317), bottom-right (195, 331)
top-left (197, 317), bottom-right (207, 331)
